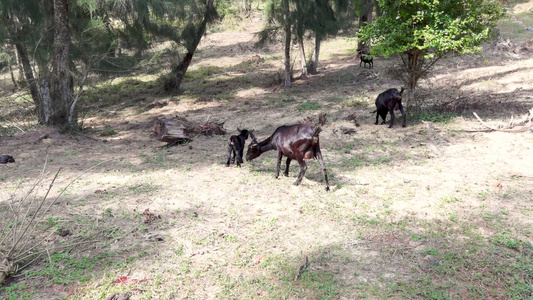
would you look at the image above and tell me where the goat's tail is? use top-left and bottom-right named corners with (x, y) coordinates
top-left (370, 110), bottom-right (377, 113)
top-left (313, 127), bottom-right (322, 137)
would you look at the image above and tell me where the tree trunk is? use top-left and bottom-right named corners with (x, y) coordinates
top-left (170, 0), bottom-right (215, 91)
top-left (298, 36), bottom-right (307, 78)
top-left (283, 0), bottom-right (291, 87)
top-left (357, 0), bottom-right (374, 53)
top-left (14, 44), bottom-right (25, 83)
top-left (309, 36), bottom-right (321, 74)
top-left (243, 0), bottom-right (251, 13)
top-left (14, 42), bottom-right (44, 123)
top-left (410, 51), bottom-right (418, 91)
top-left (51, 0), bottom-right (71, 126)
top-left (172, 52), bottom-right (193, 91)
top-left (8, 62), bottom-right (17, 89)
top-left (41, 80), bottom-right (52, 123)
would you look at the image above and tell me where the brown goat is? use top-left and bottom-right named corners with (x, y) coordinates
top-left (246, 123), bottom-right (330, 191)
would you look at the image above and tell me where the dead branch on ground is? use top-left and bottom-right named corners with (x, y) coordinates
top-left (294, 255), bottom-right (309, 281)
top-left (461, 109), bottom-right (533, 133)
top-left (469, 109), bottom-right (533, 133)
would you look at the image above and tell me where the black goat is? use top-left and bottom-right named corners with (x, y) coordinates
top-left (359, 52), bottom-right (373, 69)
top-left (246, 123), bottom-right (330, 191)
top-left (226, 128), bottom-right (254, 167)
top-left (0, 155), bottom-right (15, 164)
top-left (372, 87), bottom-right (406, 128)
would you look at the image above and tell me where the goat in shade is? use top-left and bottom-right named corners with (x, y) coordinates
top-left (372, 87), bottom-right (406, 128)
top-left (246, 123), bottom-right (330, 191)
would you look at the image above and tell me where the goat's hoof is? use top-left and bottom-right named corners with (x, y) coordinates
top-left (402, 124), bottom-right (406, 128)
top-left (225, 163), bottom-right (230, 167)
top-left (292, 182), bottom-right (300, 186)
top-left (325, 186), bottom-right (330, 191)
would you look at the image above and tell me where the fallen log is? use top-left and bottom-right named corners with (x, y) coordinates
top-left (154, 115), bottom-right (226, 145)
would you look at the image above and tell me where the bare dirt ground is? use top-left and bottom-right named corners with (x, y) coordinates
top-left (1, 7), bottom-right (533, 300)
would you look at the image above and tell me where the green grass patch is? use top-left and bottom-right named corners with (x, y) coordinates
top-left (297, 100), bottom-right (319, 111)
top-left (0, 283), bottom-right (35, 300)
top-left (412, 112), bottom-right (458, 124)
top-left (25, 251), bottom-right (114, 285)
top-left (185, 66), bottom-right (224, 81)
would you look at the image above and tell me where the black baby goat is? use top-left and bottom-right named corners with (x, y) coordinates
top-left (246, 123), bottom-right (330, 191)
top-left (226, 128), bottom-right (256, 167)
top-left (358, 50), bottom-right (373, 69)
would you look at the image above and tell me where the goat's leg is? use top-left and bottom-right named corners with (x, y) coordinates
top-left (293, 159), bottom-right (307, 186)
top-left (388, 110), bottom-right (396, 128)
top-left (275, 151), bottom-right (283, 179)
top-left (284, 158), bottom-right (292, 176)
top-left (399, 104), bottom-right (406, 127)
top-left (226, 144), bottom-right (233, 167)
top-left (238, 145), bottom-right (245, 164)
top-left (378, 109), bottom-right (387, 124)
top-left (315, 151), bottom-right (330, 191)
top-left (233, 145), bottom-right (242, 167)
top-left (375, 111), bottom-right (380, 125)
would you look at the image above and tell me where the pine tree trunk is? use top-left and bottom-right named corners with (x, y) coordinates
top-left (41, 80), bottom-right (52, 123)
top-left (14, 42), bottom-right (44, 123)
top-left (171, 0), bottom-right (215, 91)
top-left (310, 36), bottom-right (321, 74)
top-left (51, 0), bottom-right (71, 125)
top-left (14, 44), bottom-right (25, 83)
top-left (173, 52), bottom-right (194, 91)
top-left (8, 62), bottom-right (17, 89)
top-left (242, 0), bottom-right (251, 13)
top-left (283, 0), bottom-right (291, 87)
top-left (298, 36), bottom-right (307, 78)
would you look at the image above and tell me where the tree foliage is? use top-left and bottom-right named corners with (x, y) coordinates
top-left (257, 0), bottom-right (352, 85)
top-left (0, 0), bottom-right (221, 126)
top-left (358, 0), bottom-right (504, 109)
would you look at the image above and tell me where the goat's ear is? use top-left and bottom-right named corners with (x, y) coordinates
top-left (250, 144), bottom-right (257, 150)
top-left (237, 127), bottom-right (242, 132)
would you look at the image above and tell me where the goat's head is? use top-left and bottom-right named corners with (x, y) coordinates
top-left (236, 127), bottom-right (249, 138)
top-left (246, 142), bottom-right (262, 161)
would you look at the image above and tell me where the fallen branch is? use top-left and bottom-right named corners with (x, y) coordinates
top-left (472, 112), bottom-right (532, 133)
top-left (294, 256), bottom-right (309, 281)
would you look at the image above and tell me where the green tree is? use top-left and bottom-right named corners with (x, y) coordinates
top-left (358, 0), bottom-right (504, 110)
